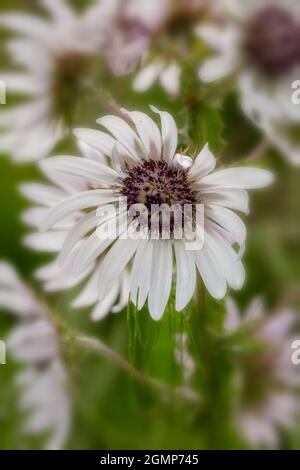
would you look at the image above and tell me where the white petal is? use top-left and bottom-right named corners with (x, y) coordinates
top-left (159, 63), bottom-right (181, 96)
top-left (121, 110), bottom-right (161, 160)
top-left (205, 230), bottom-right (245, 290)
top-left (189, 143), bottom-right (216, 180)
top-left (0, 14), bottom-right (53, 42)
top-left (194, 244), bottom-right (226, 299)
top-left (97, 115), bottom-right (145, 158)
top-left (91, 284), bottom-right (120, 321)
top-left (133, 62), bottom-right (163, 92)
top-left (201, 167), bottom-right (274, 189)
top-left (22, 207), bottom-right (49, 228)
top-left (40, 156), bottom-right (118, 185)
top-left (0, 73), bottom-right (45, 95)
top-left (58, 210), bottom-right (98, 265)
top-left (77, 140), bottom-right (106, 164)
top-left (174, 242), bottom-right (196, 312)
top-left (202, 188), bottom-right (249, 214)
top-left (150, 106), bottom-right (177, 162)
top-left (0, 291), bottom-right (32, 316)
top-left (19, 183), bottom-right (66, 207)
top-left (73, 128), bottom-right (115, 157)
top-left (73, 233), bottom-right (114, 276)
top-left (98, 238), bottom-right (141, 298)
top-left (24, 232), bottom-right (65, 252)
top-left (148, 241), bottom-right (173, 320)
top-left (72, 266), bottom-right (100, 308)
top-left (199, 54), bottom-right (238, 83)
top-left (41, 190), bottom-right (118, 231)
top-left (73, 208), bottom-right (127, 275)
top-left (206, 205), bottom-right (246, 246)
top-left (130, 240), bottom-right (153, 310)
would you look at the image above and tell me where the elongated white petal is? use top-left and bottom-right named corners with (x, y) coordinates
top-left (73, 128), bottom-right (115, 157)
top-left (72, 265), bottom-right (100, 308)
top-left (7, 39), bottom-right (51, 76)
top-left (73, 209), bottom-right (128, 275)
top-left (150, 106), bottom-right (177, 162)
top-left (130, 240), bottom-right (153, 309)
top-left (41, 190), bottom-right (117, 231)
top-left (0, 14), bottom-right (53, 42)
top-left (24, 232), bottom-right (65, 252)
top-left (148, 241), bottom-right (173, 320)
top-left (174, 242), bottom-right (196, 311)
top-left (98, 238), bottom-right (141, 298)
top-left (0, 73), bottom-right (44, 95)
top-left (73, 233), bottom-right (113, 276)
top-left (22, 207), bottom-right (49, 228)
top-left (159, 63), bottom-right (181, 96)
top-left (205, 230), bottom-right (245, 290)
top-left (206, 205), bottom-right (246, 246)
top-left (202, 188), bottom-right (249, 214)
top-left (58, 210), bottom-right (98, 265)
top-left (133, 62), bottom-right (163, 92)
top-left (19, 183), bottom-right (66, 207)
top-left (121, 110), bottom-right (161, 160)
top-left (201, 167), bottom-right (274, 189)
top-left (40, 156), bottom-right (118, 185)
top-left (0, 261), bottom-right (22, 288)
top-left (91, 284), bottom-right (120, 321)
top-left (189, 143), bottom-right (216, 180)
top-left (194, 244), bottom-right (226, 299)
top-left (97, 115), bottom-right (145, 158)
top-left (77, 140), bottom-right (106, 163)
top-left (0, 290), bottom-right (32, 316)
top-left (199, 54), bottom-right (238, 83)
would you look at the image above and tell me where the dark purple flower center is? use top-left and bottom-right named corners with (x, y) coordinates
top-left (244, 6), bottom-right (300, 77)
top-left (118, 160), bottom-right (198, 235)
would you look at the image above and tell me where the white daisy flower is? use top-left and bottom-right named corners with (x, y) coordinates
top-left (20, 141), bottom-right (130, 322)
top-left (198, 0), bottom-right (300, 165)
top-left (0, 261), bottom-right (71, 450)
top-left (39, 106), bottom-right (273, 320)
top-left (225, 296), bottom-right (300, 449)
top-left (0, 0), bottom-right (105, 162)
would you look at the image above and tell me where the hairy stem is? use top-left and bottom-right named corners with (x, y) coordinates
top-left (247, 138), bottom-right (271, 161)
top-left (75, 334), bottom-right (201, 405)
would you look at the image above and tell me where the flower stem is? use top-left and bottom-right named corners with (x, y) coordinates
top-left (75, 334), bottom-right (200, 405)
top-left (246, 138), bottom-right (271, 161)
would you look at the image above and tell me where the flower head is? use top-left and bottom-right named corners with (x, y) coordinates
top-left (0, 261), bottom-right (70, 450)
top-left (198, 0), bottom-right (300, 164)
top-left (0, 0), bottom-right (104, 161)
top-left (40, 107), bottom-right (273, 320)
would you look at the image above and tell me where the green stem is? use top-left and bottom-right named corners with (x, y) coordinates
top-left (75, 334), bottom-right (200, 405)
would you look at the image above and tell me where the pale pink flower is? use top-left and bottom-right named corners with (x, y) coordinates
top-left (198, 0), bottom-right (300, 165)
top-left (0, 261), bottom-right (71, 450)
top-left (225, 296), bottom-right (300, 448)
